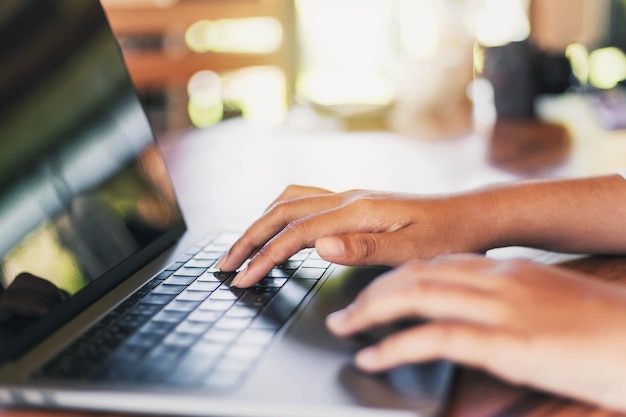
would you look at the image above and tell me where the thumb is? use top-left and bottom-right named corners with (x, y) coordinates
top-left (315, 233), bottom-right (407, 266)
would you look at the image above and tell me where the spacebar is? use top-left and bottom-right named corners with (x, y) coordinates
top-left (251, 279), bottom-right (317, 329)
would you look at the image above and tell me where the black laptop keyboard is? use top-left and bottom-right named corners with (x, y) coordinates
top-left (34, 233), bottom-right (329, 389)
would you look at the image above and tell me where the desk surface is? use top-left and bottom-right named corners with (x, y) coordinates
top-left (3, 96), bottom-right (626, 417)
top-left (153, 105), bottom-right (626, 417)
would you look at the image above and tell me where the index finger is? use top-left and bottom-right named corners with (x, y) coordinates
top-left (217, 191), bottom-right (342, 273)
top-left (230, 200), bottom-right (393, 287)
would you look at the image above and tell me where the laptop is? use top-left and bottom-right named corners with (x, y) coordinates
top-left (0, 1), bottom-right (453, 416)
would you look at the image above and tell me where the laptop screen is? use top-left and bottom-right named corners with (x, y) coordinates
top-left (0, 0), bottom-right (185, 357)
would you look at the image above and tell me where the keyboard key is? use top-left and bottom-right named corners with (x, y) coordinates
top-left (292, 268), bottom-right (326, 280)
top-left (176, 254), bottom-right (193, 263)
top-left (307, 250), bottom-right (325, 260)
top-left (140, 294), bottom-right (176, 305)
top-left (143, 277), bottom-right (166, 289)
top-left (174, 267), bottom-right (207, 277)
top-left (187, 281), bottom-right (220, 292)
top-left (162, 332), bottom-right (200, 349)
top-left (238, 329), bottom-right (275, 345)
top-left (164, 300), bottom-right (201, 313)
top-left (175, 320), bottom-right (213, 335)
top-left (176, 290), bottom-right (212, 302)
top-left (152, 310), bottom-right (189, 324)
top-left (109, 343), bottom-right (150, 366)
top-left (209, 291), bottom-right (241, 301)
top-left (152, 284), bottom-right (186, 295)
top-left (301, 259), bottom-right (331, 269)
top-left (93, 344), bottom-right (149, 379)
top-left (278, 260), bottom-right (302, 269)
top-left (164, 262), bottom-right (185, 272)
top-left (116, 314), bottom-right (151, 332)
top-left (199, 299), bottom-right (235, 311)
top-left (132, 345), bottom-right (186, 382)
top-left (266, 269), bottom-right (293, 279)
top-left (287, 252), bottom-right (310, 261)
top-left (192, 340), bottom-right (228, 357)
top-left (197, 250), bottom-right (223, 260)
top-left (154, 270), bottom-right (175, 280)
top-left (256, 278), bottom-right (287, 288)
top-left (184, 259), bottom-right (215, 269)
top-left (163, 276), bottom-right (196, 286)
top-left (239, 289), bottom-right (277, 309)
top-left (167, 349), bottom-right (220, 386)
top-left (187, 310), bottom-right (223, 323)
top-left (193, 252), bottom-right (220, 261)
top-left (125, 333), bottom-right (163, 349)
top-left (139, 320), bottom-right (176, 337)
top-left (196, 272), bottom-right (222, 282)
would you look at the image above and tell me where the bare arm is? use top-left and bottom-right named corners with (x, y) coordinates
top-left (220, 175), bottom-right (626, 287)
top-left (474, 174), bottom-right (626, 254)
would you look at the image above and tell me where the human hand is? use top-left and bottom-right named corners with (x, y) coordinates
top-left (326, 255), bottom-right (626, 412)
top-left (218, 185), bottom-right (487, 288)
top-left (0, 273), bottom-right (70, 322)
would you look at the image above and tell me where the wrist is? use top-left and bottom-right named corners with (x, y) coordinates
top-left (448, 181), bottom-right (547, 253)
top-left (449, 189), bottom-right (510, 253)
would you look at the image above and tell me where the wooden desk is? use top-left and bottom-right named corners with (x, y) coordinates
top-left (2, 101), bottom-right (626, 416)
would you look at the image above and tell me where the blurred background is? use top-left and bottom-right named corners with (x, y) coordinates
top-left (100, 0), bottom-right (626, 143)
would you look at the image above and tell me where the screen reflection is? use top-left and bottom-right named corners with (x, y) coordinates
top-left (0, 0), bottom-right (184, 345)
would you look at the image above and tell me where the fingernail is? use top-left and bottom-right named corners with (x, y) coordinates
top-left (316, 237), bottom-right (345, 258)
top-left (231, 268), bottom-right (247, 288)
top-left (215, 254), bottom-right (228, 270)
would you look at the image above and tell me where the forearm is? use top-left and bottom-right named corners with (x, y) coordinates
top-left (460, 174), bottom-right (626, 254)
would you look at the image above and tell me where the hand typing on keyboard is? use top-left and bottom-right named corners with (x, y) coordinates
top-left (218, 185), bottom-right (481, 288)
top-left (213, 176), bottom-right (626, 412)
top-left (218, 176), bottom-right (626, 289)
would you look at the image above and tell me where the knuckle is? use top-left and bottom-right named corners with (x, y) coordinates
top-left (283, 218), bottom-right (311, 237)
top-left (429, 324), bottom-right (458, 353)
top-left (343, 188), bottom-right (365, 198)
top-left (267, 199), bottom-right (290, 216)
top-left (253, 244), bottom-right (282, 267)
top-left (349, 197), bottom-right (375, 214)
top-left (283, 184), bottom-right (306, 197)
top-left (409, 279), bottom-right (438, 299)
top-left (486, 301), bottom-right (514, 326)
top-left (354, 234), bottom-right (378, 259)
